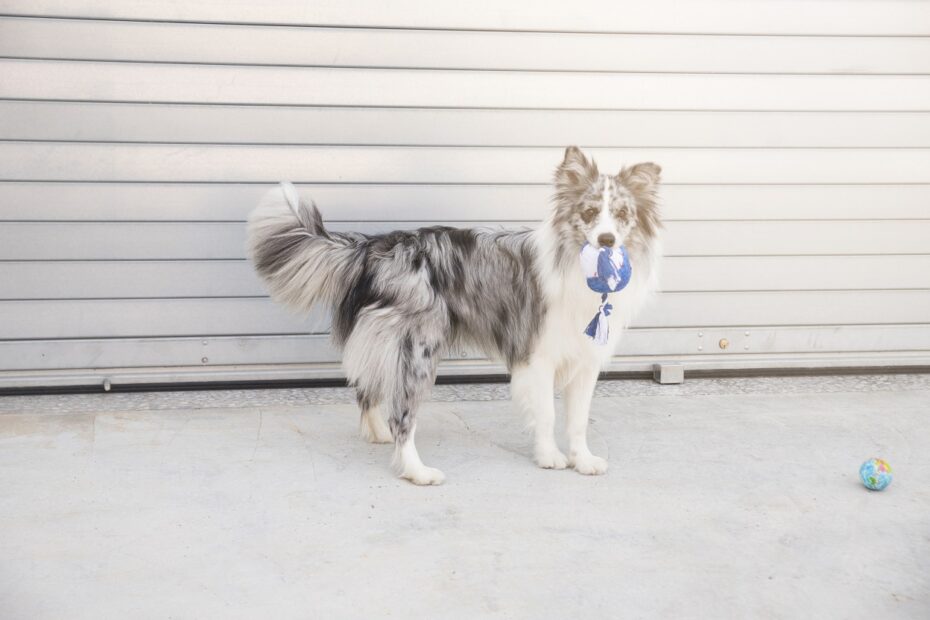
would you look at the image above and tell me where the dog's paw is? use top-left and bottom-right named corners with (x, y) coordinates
top-left (401, 466), bottom-right (446, 486)
top-left (535, 446), bottom-right (569, 470)
top-left (360, 423), bottom-right (392, 444)
top-left (360, 414), bottom-right (393, 444)
top-left (571, 453), bottom-right (608, 475)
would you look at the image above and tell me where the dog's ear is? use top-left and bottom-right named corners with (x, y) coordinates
top-left (554, 146), bottom-right (599, 204)
top-left (619, 162), bottom-right (663, 237)
top-left (619, 162), bottom-right (661, 193)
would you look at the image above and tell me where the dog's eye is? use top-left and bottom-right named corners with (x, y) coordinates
top-left (581, 208), bottom-right (598, 223)
top-left (618, 207), bottom-right (629, 219)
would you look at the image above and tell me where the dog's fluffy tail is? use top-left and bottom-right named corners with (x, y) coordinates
top-left (247, 182), bottom-right (360, 313)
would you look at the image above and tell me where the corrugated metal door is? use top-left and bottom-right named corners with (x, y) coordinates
top-left (1, 1), bottom-right (929, 389)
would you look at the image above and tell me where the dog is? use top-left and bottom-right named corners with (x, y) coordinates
top-left (247, 146), bottom-right (662, 485)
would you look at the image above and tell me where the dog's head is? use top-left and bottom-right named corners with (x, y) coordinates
top-left (551, 146), bottom-right (662, 251)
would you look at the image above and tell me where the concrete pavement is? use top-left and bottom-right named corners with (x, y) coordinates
top-left (1, 375), bottom-right (928, 619)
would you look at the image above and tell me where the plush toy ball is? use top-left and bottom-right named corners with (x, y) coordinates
top-left (580, 243), bottom-right (632, 294)
top-left (579, 243), bottom-right (633, 346)
top-left (859, 458), bottom-right (893, 491)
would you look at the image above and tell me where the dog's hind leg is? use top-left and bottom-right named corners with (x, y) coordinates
top-left (511, 359), bottom-right (568, 470)
top-left (356, 390), bottom-right (392, 444)
top-left (361, 406), bottom-right (393, 444)
top-left (343, 299), bottom-right (446, 484)
top-left (388, 332), bottom-right (444, 486)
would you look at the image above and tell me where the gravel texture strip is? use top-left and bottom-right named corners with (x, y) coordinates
top-left (1, 372), bottom-right (928, 415)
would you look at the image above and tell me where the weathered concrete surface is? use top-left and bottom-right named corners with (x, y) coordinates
top-left (1, 379), bottom-right (928, 619)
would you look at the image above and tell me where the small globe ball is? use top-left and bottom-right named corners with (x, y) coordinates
top-left (859, 458), bottom-right (893, 491)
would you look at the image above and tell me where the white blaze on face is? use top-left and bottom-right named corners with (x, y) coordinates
top-left (590, 175), bottom-right (619, 247)
top-left (602, 175), bottom-right (611, 215)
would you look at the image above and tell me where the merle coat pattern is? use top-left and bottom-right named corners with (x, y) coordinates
top-left (248, 147), bottom-right (662, 484)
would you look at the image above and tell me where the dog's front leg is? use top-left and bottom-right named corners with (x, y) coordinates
top-left (511, 360), bottom-right (567, 470)
top-left (564, 364), bottom-right (608, 475)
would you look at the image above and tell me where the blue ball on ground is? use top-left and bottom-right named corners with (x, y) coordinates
top-left (859, 458), bottom-right (893, 491)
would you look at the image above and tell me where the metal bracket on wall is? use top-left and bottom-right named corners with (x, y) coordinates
top-left (652, 363), bottom-right (684, 385)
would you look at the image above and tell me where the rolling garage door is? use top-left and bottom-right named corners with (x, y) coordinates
top-left (1, 1), bottom-right (929, 389)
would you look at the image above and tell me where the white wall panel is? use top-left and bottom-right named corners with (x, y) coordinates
top-left (0, 5), bottom-right (927, 388)
top-left (4, 60), bottom-right (929, 110)
top-left (4, 17), bottom-right (929, 74)
top-left (2, 183), bottom-right (928, 221)
top-left (3, 256), bottom-right (928, 300)
top-left (3, 144), bottom-right (929, 184)
top-left (1, 0), bottom-right (927, 35)
top-left (4, 325), bottom-right (930, 375)
top-left (3, 221), bottom-right (928, 261)
top-left (3, 291), bottom-right (929, 340)
top-left (5, 103), bottom-right (929, 148)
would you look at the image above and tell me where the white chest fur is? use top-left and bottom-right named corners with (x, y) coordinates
top-left (532, 227), bottom-right (662, 378)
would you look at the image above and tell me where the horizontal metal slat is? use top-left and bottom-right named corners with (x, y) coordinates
top-left (3, 102), bottom-right (929, 147)
top-left (3, 17), bottom-right (930, 74)
top-left (3, 143), bottom-right (930, 183)
top-left (3, 60), bottom-right (929, 110)
top-left (1, 1), bottom-right (928, 35)
top-left (2, 291), bottom-right (929, 339)
top-left (3, 255), bottom-right (929, 300)
top-left (3, 324), bottom-right (930, 372)
top-left (0, 298), bottom-right (328, 339)
top-left (2, 183), bottom-right (928, 221)
top-left (2, 220), bottom-right (929, 260)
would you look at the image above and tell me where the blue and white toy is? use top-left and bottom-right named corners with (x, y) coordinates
top-left (859, 458), bottom-right (893, 491)
top-left (580, 243), bottom-right (632, 345)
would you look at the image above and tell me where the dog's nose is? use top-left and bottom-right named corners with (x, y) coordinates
top-left (597, 233), bottom-right (616, 248)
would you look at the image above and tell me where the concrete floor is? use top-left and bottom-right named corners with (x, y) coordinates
top-left (1, 376), bottom-right (928, 619)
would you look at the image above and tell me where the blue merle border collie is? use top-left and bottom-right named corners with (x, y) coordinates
top-left (247, 147), bottom-right (662, 485)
